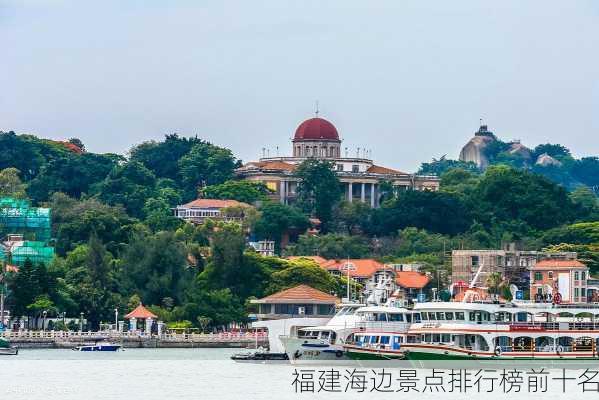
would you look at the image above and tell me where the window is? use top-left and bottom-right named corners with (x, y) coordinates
top-left (575, 288), bottom-right (580, 298)
top-left (420, 313), bottom-right (428, 321)
top-left (582, 271), bottom-right (587, 280)
top-left (548, 271), bottom-right (553, 279)
top-left (370, 336), bottom-right (379, 344)
top-left (469, 312), bottom-right (475, 322)
top-left (575, 271), bottom-right (580, 280)
top-left (436, 312), bottom-right (445, 320)
top-left (388, 313), bottom-right (404, 322)
top-left (534, 272), bottom-right (543, 281)
top-left (456, 312), bottom-right (465, 320)
top-left (336, 164), bottom-right (343, 171)
top-left (445, 312), bottom-right (454, 320)
top-left (471, 256), bottom-right (479, 267)
top-left (442, 334), bottom-right (451, 343)
top-left (433, 334), bottom-right (441, 343)
top-left (428, 312), bottom-right (436, 320)
top-left (380, 336), bottom-right (390, 345)
top-left (582, 288), bottom-right (586, 297)
top-left (352, 165), bottom-right (359, 173)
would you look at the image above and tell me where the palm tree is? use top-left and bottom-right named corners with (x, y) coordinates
top-left (485, 272), bottom-right (503, 298)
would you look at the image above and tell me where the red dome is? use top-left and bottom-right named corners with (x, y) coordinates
top-left (294, 117), bottom-right (340, 141)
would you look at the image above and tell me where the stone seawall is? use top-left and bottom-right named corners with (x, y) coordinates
top-left (10, 337), bottom-right (269, 349)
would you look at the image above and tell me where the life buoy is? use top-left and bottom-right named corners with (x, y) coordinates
top-left (494, 346), bottom-right (502, 357)
top-left (554, 293), bottom-right (562, 305)
top-left (335, 350), bottom-right (343, 358)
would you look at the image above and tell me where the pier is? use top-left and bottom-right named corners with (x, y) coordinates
top-left (0, 330), bottom-right (269, 349)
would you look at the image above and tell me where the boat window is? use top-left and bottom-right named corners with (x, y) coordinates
top-left (421, 313), bottom-right (428, 321)
top-left (482, 312), bottom-right (490, 321)
top-left (320, 331), bottom-right (330, 340)
top-left (469, 312), bottom-right (476, 322)
top-left (412, 313), bottom-right (420, 322)
top-left (445, 312), bottom-right (454, 320)
top-left (442, 334), bottom-right (451, 343)
top-left (394, 336), bottom-right (403, 343)
top-left (376, 313), bottom-right (387, 322)
top-left (363, 336), bottom-right (370, 343)
top-left (436, 312), bottom-right (445, 320)
top-left (428, 312), bottom-right (436, 320)
top-left (424, 334), bottom-right (431, 343)
top-left (433, 334), bottom-right (441, 343)
top-left (370, 336), bottom-right (379, 344)
top-left (455, 312), bottom-right (465, 320)
top-left (388, 313), bottom-right (404, 322)
top-left (380, 336), bottom-right (390, 345)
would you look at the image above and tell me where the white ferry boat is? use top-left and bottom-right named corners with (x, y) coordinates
top-left (344, 300), bottom-right (599, 362)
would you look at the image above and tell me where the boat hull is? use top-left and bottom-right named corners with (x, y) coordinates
top-left (74, 344), bottom-right (121, 352)
top-left (0, 347), bottom-right (18, 356)
top-left (282, 336), bottom-right (349, 364)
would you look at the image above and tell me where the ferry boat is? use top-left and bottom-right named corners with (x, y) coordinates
top-left (344, 300), bottom-right (599, 362)
top-left (73, 342), bottom-right (122, 352)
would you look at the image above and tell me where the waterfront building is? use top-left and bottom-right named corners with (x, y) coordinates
top-left (236, 116), bottom-right (439, 207)
top-left (173, 199), bottom-right (251, 225)
top-left (530, 259), bottom-right (588, 304)
top-left (250, 285), bottom-right (339, 353)
top-left (451, 247), bottom-right (577, 291)
top-left (248, 240), bottom-right (276, 257)
top-left (287, 256), bottom-right (430, 304)
top-left (125, 304), bottom-right (158, 334)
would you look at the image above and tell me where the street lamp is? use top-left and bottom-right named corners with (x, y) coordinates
top-left (42, 310), bottom-right (47, 332)
top-left (79, 312), bottom-right (84, 332)
top-left (114, 308), bottom-right (118, 332)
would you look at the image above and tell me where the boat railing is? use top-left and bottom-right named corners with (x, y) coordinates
top-left (355, 321), bottom-right (410, 331)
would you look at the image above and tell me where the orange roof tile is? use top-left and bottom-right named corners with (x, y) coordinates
top-left (533, 260), bottom-right (587, 270)
top-left (254, 285), bottom-right (339, 304)
top-left (367, 165), bottom-right (406, 175)
top-left (180, 199), bottom-right (251, 209)
top-left (243, 161), bottom-right (297, 172)
top-left (124, 304), bottom-right (158, 319)
top-left (395, 271), bottom-right (430, 289)
top-left (322, 259), bottom-right (387, 278)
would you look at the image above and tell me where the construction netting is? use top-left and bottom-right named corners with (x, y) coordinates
top-left (0, 197), bottom-right (51, 242)
top-left (4, 241), bottom-right (55, 266)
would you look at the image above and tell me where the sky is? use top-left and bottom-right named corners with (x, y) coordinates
top-left (1, 0), bottom-right (599, 171)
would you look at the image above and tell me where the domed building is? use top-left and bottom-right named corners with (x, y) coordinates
top-left (236, 115), bottom-right (439, 208)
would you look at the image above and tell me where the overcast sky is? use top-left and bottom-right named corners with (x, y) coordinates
top-left (2, 0), bottom-right (598, 171)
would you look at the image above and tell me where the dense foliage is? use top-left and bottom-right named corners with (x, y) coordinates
top-left (1, 129), bottom-right (598, 330)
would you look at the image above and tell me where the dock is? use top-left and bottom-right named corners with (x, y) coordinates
top-left (0, 330), bottom-right (269, 349)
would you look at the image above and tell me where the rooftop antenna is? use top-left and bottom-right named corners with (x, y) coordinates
top-left (276, 146), bottom-right (279, 157)
top-left (345, 147), bottom-right (348, 157)
top-left (267, 148), bottom-right (270, 157)
top-left (357, 147), bottom-right (360, 158)
top-left (315, 100), bottom-right (319, 117)
top-left (262, 147), bottom-right (266, 158)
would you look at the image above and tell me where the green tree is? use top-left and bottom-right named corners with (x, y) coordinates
top-left (285, 233), bottom-right (371, 259)
top-left (178, 142), bottom-right (237, 200)
top-left (294, 159), bottom-right (342, 231)
top-left (95, 161), bottom-right (157, 218)
top-left (265, 258), bottom-right (341, 295)
top-left (253, 202), bottom-right (310, 249)
top-left (532, 143), bottom-right (572, 160)
top-left (201, 180), bottom-right (272, 204)
top-left (419, 156), bottom-right (480, 176)
top-left (0, 168), bottom-right (27, 198)
top-left (332, 201), bottom-right (372, 235)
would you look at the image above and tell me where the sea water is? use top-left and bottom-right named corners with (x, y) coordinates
top-left (1, 348), bottom-right (594, 399)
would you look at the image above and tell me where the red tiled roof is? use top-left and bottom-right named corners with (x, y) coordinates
top-left (5, 264), bottom-right (19, 273)
top-left (395, 271), bottom-right (430, 289)
top-left (125, 304), bottom-right (158, 319)
top-left (367, 165), bottom-right (406, 175)
top-left (254, 161), bottom-right (297, 171)
top-left (180, 199), bottom-right (251, 209)
top-left (533, 260), bottom-right (587, 270)
top-left (322, 259), bottom-right (387, 278)
top-left (254, 285), bottom-right (339, 304)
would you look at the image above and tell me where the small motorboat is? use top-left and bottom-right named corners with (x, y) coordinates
top-left (0, 337), bottom-right (18, 355)
top-left (231, 349), bottom-right (289, 363)
top-left (73, 342), bottom-right (122, 352)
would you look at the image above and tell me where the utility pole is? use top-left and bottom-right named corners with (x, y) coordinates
top-left (0, 260), bottom-right (6, 331)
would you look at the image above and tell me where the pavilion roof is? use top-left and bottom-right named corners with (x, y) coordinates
top-left (125, 304), bottom-right (158, 319)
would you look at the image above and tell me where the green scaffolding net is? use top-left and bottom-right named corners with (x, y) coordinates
top-left (0, 197), bottom-right (54, 266)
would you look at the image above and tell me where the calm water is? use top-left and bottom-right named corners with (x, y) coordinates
top-left (0, 349), bottom-right (591, 400)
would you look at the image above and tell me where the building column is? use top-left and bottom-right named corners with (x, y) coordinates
top-left (370, 184), bottom-right (376, 208)
top-left (348, 182), bottom-right (353, 202)
top-left (280, 180), bottom-right (286, 204)
top-left (360, 183), bottom-right (365, 203)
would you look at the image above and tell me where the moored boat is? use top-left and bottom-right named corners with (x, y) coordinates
top-left (73, 342), bottom-right (121, 352)
top-left (0, 337), bottom-right (18, 355)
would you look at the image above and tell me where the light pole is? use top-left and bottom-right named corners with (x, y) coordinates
top-left (0, 260), bottom-right (6, 331)
top-left (79, 312), bottom-right (84, 332)
top-left (114, 308), bottom-right (118, 332)
top-left (42, 310), bottom-right (47, 332)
